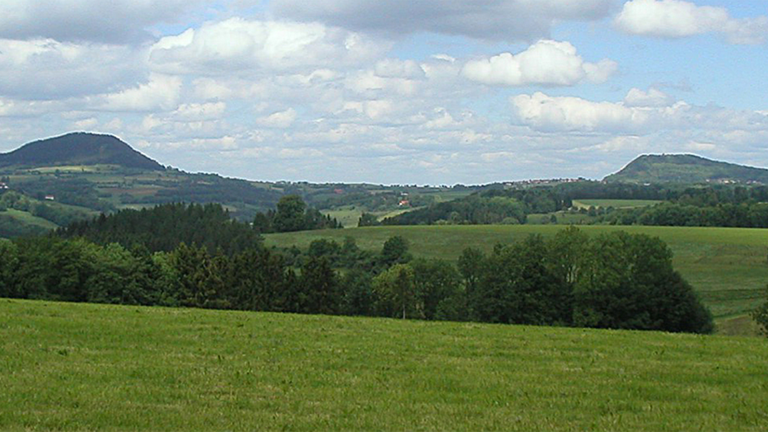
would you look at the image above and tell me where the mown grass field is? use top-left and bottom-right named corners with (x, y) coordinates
top-left (265, 225), bottom-right (768, 333)
top-left (572, 199), bottom-right (662, 209)
top-left (1, 299), bottom-right (767, 431)
top-left (322, 206), bottom-right (418, 228)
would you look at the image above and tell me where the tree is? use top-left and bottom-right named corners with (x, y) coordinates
top-left (252, 211), bottom-right (273, 234)
top-left (307, 239), bottom-right (341, 262)
top-left (411, 258), bottom-right (462, 320)
top-left (380, 236), bottom-right (411, 267)
top-left (273, 195), bottom-right (307, 232)
top-left (227, 248), bottom-right (287, 312)
top-left (474, 235), bottom-right (562, 325)
top-left (298, 256), bottom-right (339, 315)
top-left (358, 212), bottom-right (381, 227)
top-left (752, 286), bottom-right (768, 336)
top-left (373, 264), bottom-right (416, 319)
top-left (339, 269), bottom-right (375, 316)
top-left (0, 240), bottom-right (19, 298)
top-left (573, 232), bottom-right (712, 333)
top-left (458, 247), bottom-right (485, 320)
top-left (167, 243), bottom-right (226, 308)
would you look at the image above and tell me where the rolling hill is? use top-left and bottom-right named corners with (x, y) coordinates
top-left (0, 132), bottom-right (164, 171)
top-left (604, 154), bottom-right (768, 184)
top-left (2, 299), bottom-right (767, 431)
top-left (0, 132), bottom-right (482, 234)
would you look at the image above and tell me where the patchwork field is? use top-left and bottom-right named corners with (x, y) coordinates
top-left (265, 225), bottom-right (768, 333)
top-left (1, 299), bottom-right (767, 431)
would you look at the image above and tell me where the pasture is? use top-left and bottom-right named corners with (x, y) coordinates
top-left (265, 225), bottom-right (768, 333)
top-left (1, 299), bottom-right (767, 431)
top-left (572, 199), bottom-right (662, 209)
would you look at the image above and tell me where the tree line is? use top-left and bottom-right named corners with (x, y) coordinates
top-left (252, 195), bottom-right (342, 233)
top-left (0, 204), bottom-right (713, 333)
top-left (379, 181), bottom-right (768, 229)
top-left (600, 202), bottom-right (768, 228)
top-left (58, 202), bottom-right (262, 255)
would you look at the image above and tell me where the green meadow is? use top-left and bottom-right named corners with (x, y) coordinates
top-left (265, 225), bottom-right (768, 333)
top-left (1, 299), bottom-right (767, 431)
top-left (1, 208), bottom-right (59, 230)
top-left (572, 199), bottom-right (662, 209)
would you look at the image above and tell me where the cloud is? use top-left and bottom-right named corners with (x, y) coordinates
top-left (256, 108), bottom-right (298, 128)
top-left (149, 18), bottom-right (389, 74)
top-left (512, 92), bottom-right (644, 132)
top-left (374, 59), bottom-right (426, 79)
top-left (511, 89), bottom-right (768, 138)
top-left (172, 102), bottom-right (227, 122)
top-left (623, 87), bottom-right (674, 107)
top-left (0, 0), bottom-right (200, 43)
top-left (102, 73), bottom-right (183, 112)
top-left (615, 0), bottom-right (768, 44)
top-left (462, 40), bottom-right (618, 87)
top-left (271, 0), bottom-right (615, 42)
top-left (0, 38), bottom-right (142, 100)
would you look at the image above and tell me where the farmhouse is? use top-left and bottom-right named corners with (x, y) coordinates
top-left (0, 182), bottom-right (8, 190)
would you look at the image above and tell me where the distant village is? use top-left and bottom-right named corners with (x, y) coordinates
top-left (502, 178), bottom-right (585, 189)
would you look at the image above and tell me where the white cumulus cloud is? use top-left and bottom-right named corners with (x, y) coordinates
top-left (615, 0), bottom-right (768, 45)
top-left (511, 92), bottom-right (651, 132)
top-left (149, 18), bottom-right (389, 74)
top-left (624, 88), bottom-right (674, 107)
top-left (462, 40), bottom-right (617, 87)
top-left (102, 74), bottom-right (183, 112)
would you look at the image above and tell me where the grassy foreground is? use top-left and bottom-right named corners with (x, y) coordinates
top-left (1, 299), bottom-right (767, 431)
top-left (265, 225), bottom-right (768, 329)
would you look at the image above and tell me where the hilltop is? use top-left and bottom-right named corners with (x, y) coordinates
top-left (0, 132), bottom-right (164, 171)
top-left (604, 154), bottom-right (768, 184)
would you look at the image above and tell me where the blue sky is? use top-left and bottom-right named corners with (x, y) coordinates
top-left (0, 0), bottom-right (766, 184)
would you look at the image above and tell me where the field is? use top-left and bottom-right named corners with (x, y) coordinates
top-left (1, 208), bottom-right (59, 230)
top-left (1, 299), bottom-right (767, 431)
top-left (572, 199), bottom-right (662, 209)
top-left (322, 190), bottom-right (475, 227)
top-left (265, 225), bottom-right (768, 333)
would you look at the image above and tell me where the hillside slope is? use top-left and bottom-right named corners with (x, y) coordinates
top-left (0, 132), bottom-right (164, 170)
top-left (604, 154), bottom-right (768, 184)
top-left (1, 299), bottom-right (767, 431)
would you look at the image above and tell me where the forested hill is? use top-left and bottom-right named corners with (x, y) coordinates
top-left (0, 132), bottom-right (164, 171)
top-left (605, 154), bottom-right (768, 184)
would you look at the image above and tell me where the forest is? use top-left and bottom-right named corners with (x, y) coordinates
top-left (381, 181), bottom-right (768, 229)
top-left (0, 202), bottom-right (715, 334)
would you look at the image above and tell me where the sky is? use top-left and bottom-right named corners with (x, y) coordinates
top-left (0, 0), bottom-right (767, 185)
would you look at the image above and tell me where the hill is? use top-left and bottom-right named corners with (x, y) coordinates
top-left (1, 299), bottom-right (766, 431)
top-left (604, 154), bottom-right (768, 184)
top-left (0, 132), bottom-right (164, 171)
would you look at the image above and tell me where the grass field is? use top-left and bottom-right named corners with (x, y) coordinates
top-left (1, 208), bottom-right (59, 229)
top-left (265, 225), bottom-right (768, 333)
top-left (322, 207), bottom-right (420, 228)
top-left (572, 199), bottom-right (662, 209)
top-left (1, 299), bottom-right (767, 431)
